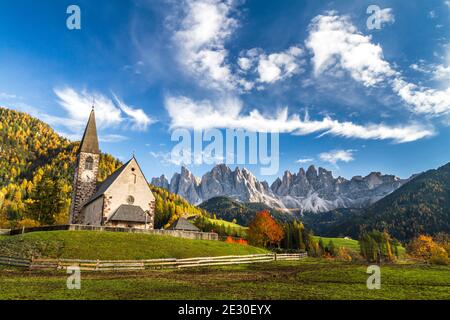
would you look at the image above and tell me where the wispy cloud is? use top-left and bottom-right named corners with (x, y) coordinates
top-left (319, 149), bottom-right (355, 165)
top-left (296, 158), bottom-right (314, 164)
top-left (112, 94), bottom-right (155, 131)
top-left (306, 13), bottom-right (450, 116)
top-left (165, 95), bottom-right (434, 143)
top-left (53, 87), bottom-right (153, 132)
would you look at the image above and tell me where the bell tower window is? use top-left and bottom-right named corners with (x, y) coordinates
top-left (85, 156), bottom-right (94, 170)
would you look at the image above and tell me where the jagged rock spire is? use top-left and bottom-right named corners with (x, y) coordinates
top-left (79, 109), bottom-right (100, 154)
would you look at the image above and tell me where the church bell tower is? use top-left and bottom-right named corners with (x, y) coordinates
top-left (69, 108), bottom-right (100, 224)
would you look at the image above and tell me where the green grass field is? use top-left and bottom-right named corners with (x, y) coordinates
top-left (314, 236), bottom-right (406, 257)
top-left (0, 259), bottom-right (448, 300)
top-left (206, 217), bottom-right (248, 230)
top-left (314, 236), bottom-right (360, 251)
top-left (0, 231), bottom-right (267, 260)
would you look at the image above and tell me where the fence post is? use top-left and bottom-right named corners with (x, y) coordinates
top-left (274, 253), bottom-right (277, 261)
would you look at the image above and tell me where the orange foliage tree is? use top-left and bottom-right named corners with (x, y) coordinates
top-left (247, 210), bottom-right (284, 248)
top-left (407, 235), bottom-right (438, 260)
top-left (407, 235), bottom-right (449, 265)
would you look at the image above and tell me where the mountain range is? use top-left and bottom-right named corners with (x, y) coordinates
top-left (151, 164), bottom-right (408, 213)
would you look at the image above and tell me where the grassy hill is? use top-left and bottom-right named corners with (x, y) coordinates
top-left (0, 231), bottom-right (267, 260)
top-left (206, 217), bottom-right (248, 230)
top-left (313, 236), bottom-right (360, 251)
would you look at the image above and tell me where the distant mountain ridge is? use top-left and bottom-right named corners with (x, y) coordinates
top-left (152, 164), bottom-right (408, 213)
top-left (313, 162), bottom-right (450, 241)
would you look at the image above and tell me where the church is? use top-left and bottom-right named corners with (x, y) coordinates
top-left (69, 108), bottom-right (155, 230)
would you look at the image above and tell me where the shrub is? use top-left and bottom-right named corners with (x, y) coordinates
top-left (407, 235), bottom-right (437, 260)
top-left (16, 218), bottom-right (40, 228)
top-left (336, 247), bottom-right (353, 262)
top-left (429, 247), bottom-right (449, 265)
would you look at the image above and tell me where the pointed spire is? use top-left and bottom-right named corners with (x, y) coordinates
top-left (79, 109), bottom-right (100, 154)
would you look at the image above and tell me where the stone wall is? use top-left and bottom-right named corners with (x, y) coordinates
top-left (9, 224), bottom-right (219, 241)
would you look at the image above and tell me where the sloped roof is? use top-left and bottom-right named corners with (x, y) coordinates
top-left (83, 157), bottom-right (153, 207)
top-left (83, 159), bottom-right (132, 206)
top-left (79, 109), bottom-right (100, 154)
top-left (109, 205), bottom-right (148, 223)
top-left (168, 217), bottom-right (200, 232)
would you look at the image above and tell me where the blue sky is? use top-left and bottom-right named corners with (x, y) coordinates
top-left (0, 0), bottom-right (449, 183)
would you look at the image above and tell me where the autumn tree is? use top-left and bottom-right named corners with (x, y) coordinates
top-left (407, 235), bottom-right (449, 265)
top-left (247, 210), bottom-right (284, 248)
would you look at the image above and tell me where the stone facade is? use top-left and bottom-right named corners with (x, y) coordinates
top-left (69, 152), bottom-right (100, 224)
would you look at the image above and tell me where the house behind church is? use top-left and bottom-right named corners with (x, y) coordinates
top-left (69, 108), bottom-right (155, 230)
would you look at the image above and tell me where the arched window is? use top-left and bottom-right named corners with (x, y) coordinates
top-left (85, 156), bottom-right (94, 170)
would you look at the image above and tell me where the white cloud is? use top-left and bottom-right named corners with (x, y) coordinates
top-left (256, 47), bottom-right (305, 83)
top-left (306, 13), bottom-right (450, 116)
top-left (238, 57), bottom-right (253, 71)
top-left (54, 87), bottom-right (123, 129)
top-left (238, 46), bottom-right (305, 86)
top-left (392, 79), bottom-right (450, 115)
top-left (296, 158), bottom-right (314, 164)
top-left (173, 0), bottom-right (239, 91)
top-left (377, 8), bottom-right (395, 25)
top-left (319, 149), bottom-right (355, 165)
top-left (306, 14), bottom-right (396, 87)
top-left (434, 64), bottom-right (450, 80)
top-left (112, 94), bottom-right (154, 131)
top-left (446, 1), bottom-right (450, 10)
top-left (54, 87), bottom-right (153, 132)
top-left (165, 95), bottom-right (434, 143)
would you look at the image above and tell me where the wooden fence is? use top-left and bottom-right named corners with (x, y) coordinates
top-left (0, 255), bottom-right (31, 268)
top-left (0, 253), bottom-right (307, 271)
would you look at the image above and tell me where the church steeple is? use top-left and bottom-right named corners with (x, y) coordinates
top-left (79, 109), bottom-right (100, 154)
top-left (69, 108), bottom-right (101, 225)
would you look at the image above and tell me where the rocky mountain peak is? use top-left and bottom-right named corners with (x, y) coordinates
top-left (153, 164), bottom-right (408, 213)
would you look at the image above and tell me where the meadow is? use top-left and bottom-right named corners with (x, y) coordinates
top-left (0, 259), bottom-right (448, 300)
top-left (0, 231), bottom-right (267, 260)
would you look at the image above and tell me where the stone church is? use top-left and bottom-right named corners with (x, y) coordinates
top-left (69, 108), bottom-right (155, 230)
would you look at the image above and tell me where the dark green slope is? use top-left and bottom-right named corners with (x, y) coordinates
top-left (198, 196), bottom-right (293, 226)
top-left (317, 163), bottom-right (450, 241)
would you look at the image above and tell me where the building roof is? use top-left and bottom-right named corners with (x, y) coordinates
top-left (168, 217), bottom-right (200, 232)
top-left (83, 157), bottom-right (153, 207)
top-left (108, 205), bottom-right (148, 223)
top-left (86, 158), bottom-right (132, 205)
top-left (79, 109), bottom-right (100, 154)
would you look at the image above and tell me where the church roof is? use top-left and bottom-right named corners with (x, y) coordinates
top-left (84, 158), bottom-right (132, 205)
top-left (109, 205), bottom-right (148, 223)
top-left (168, 217), bottom-right (200, 232)
top-left (83, 157), bottom-right (153, 207)
top-left (79, 109), bottom-right (100, 154)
